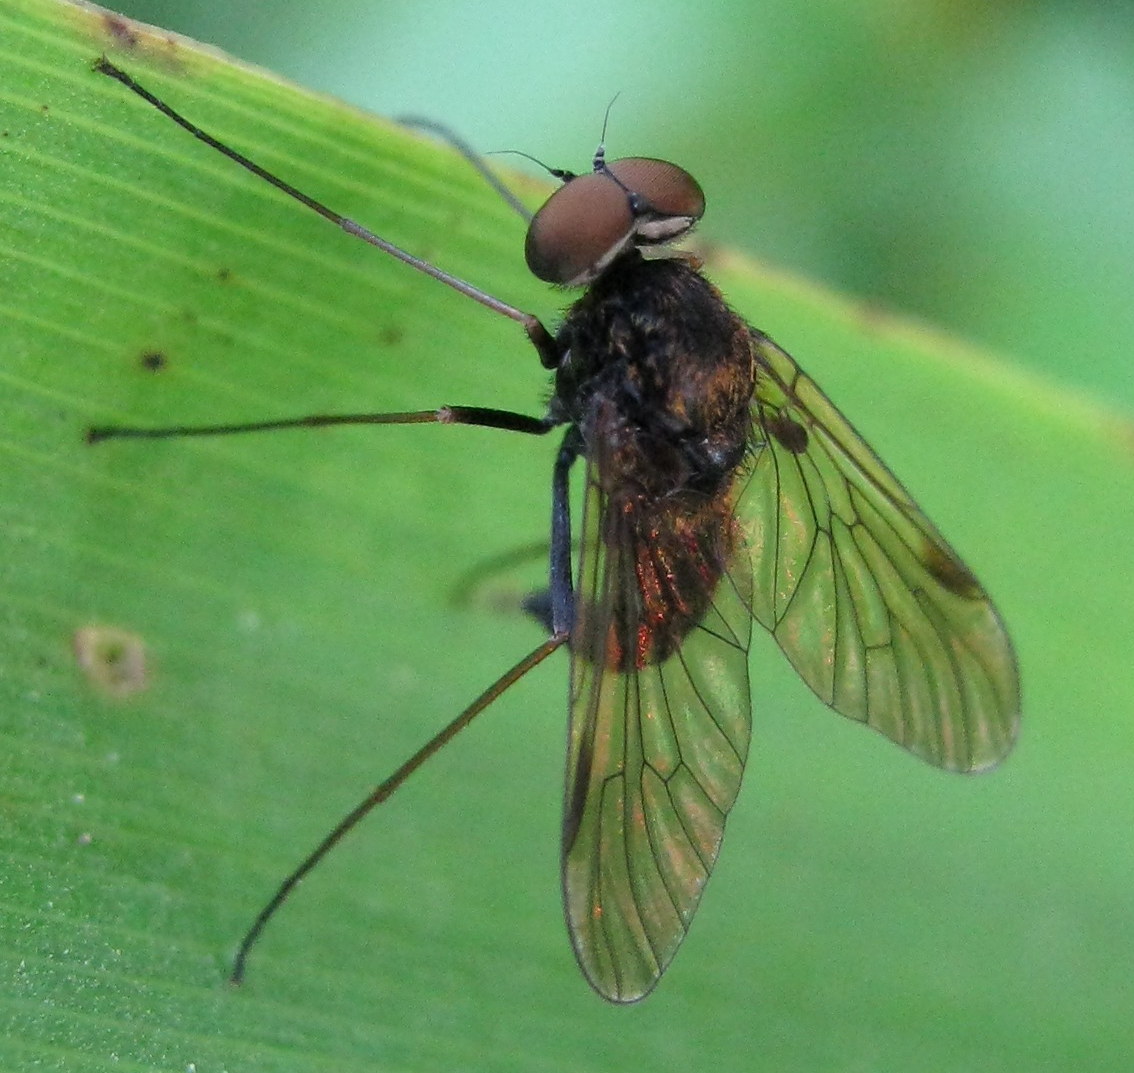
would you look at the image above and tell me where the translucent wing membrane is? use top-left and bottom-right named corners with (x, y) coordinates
top-left (740, 330), bottom-right (1020, 771)
top-left (563, 462), bottom-right (754, 1003)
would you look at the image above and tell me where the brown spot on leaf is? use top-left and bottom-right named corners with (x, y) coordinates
top-left (102, 14), bottom-right (141, 49)
top-left (73, 625), bottom-right (149, 698)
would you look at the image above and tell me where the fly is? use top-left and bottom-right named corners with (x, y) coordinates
top-left (88, 58), bottom-right (1021, 1004)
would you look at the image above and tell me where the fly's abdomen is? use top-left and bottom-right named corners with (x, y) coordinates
top-left (575, 491), bottom-right (737, 672)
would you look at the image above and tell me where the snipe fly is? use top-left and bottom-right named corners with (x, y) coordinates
top-left (88, 58), bottom-right (1020, 1003)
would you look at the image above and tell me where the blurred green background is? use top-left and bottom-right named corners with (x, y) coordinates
top-left (109, 0), bottom-right (1134, 411)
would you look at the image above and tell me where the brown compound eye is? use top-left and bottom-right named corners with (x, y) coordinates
top-left (525, 158), bottom-right (704, 287)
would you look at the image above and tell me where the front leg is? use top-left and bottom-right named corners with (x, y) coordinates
top-left (547, 425), bottom-right (583, 637)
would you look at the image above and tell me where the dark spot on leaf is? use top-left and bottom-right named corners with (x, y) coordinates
top-left (102, 14), bottom-right (141, 49)
top-left (140, 350), bottom-right (167, 372)
top-left (767, 412), bottom-right (809, 454)
top-left (923, 544), bottom-right (982, 599)
top-left (217, 267), bottom-right (232, 282)
top-left (73, 625), bottom-right (149, 698)
top-left (381, 325), bottom-right (404, 346)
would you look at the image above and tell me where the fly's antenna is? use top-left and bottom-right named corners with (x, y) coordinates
top-left (592, 92), bottom-right (621, 173)
top-left (491, 148), bottom-right (575, 185)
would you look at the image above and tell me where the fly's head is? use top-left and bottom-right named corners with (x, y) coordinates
top-left (524, 149), bottom-right (705, 289)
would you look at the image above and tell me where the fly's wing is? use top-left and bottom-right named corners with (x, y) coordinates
top-left (741, 329), bottom-right (1020, 771)
top-left (562, 461), bottom-right (754, 1003)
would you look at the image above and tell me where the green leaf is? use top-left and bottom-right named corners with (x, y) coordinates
top-left (2, 0), bottom-right (1133, 1069)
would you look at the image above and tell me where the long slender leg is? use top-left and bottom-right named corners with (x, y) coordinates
top-left (396, 116), bottom-right (533, 223)
top-left (549, 427), bottom-right (583, 635)
top-left (227, 432), bottom-right (580, 980)
top-left (92, 58), bottom-right (564, 370)
top-left (231, 631), bottom-right (568, 983)
top-left (88, 405), bottom-right (559, 443)
top-left (93, 57), bottom-right (580, 985)
top-left (222, 429), bottom-right (574, 980)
